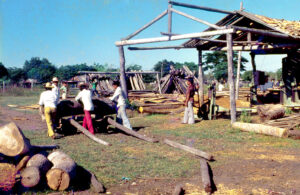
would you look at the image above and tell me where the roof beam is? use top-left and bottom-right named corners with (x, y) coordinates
top-left (171, 8), bottom-right (223, 30)
top-left (128, 46), bottom-right (187, 50)
top-left (169, 1), bottom-right (235, 15)
top-left (233, 26), bottom-right (300, 40)
top-left (123, 10), bottom-right (168, 40)
top-left (115, 28), bottom-right (235, 46)
top-left (208, 43), bottom-right (300, 51)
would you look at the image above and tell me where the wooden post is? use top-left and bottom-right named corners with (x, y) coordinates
top-left (250, 52), bottom-right (258, 103)
top-left (2, 81), bottom-right (4, 93)
top-left (118, 46), bottom-right (128, 98)
top-left (226, 33), bottom-right (236, 123)
top-left (168, 2), bottom-right (172, 36)
top-left (235, 51), bottom-right (242, 100)
top-left (156, 73), bottom-right (162, 94)
top-left (197, 49), bottom-right (204, 107)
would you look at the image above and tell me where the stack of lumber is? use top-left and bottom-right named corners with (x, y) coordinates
top-left (129, 93), bottom-right (185, 114)
top-left (96, 76), bottom-right (114, 93)
top-left (264, 113), bottom-right (300, 130)
top-left (128, 73), bottom-right (146, 91)
top-left (217, 87), bottom-right (250, 101)
top-left (159, 66), bottom-right (198, 94)
top-left (0, 122), bottom-right (104, 193)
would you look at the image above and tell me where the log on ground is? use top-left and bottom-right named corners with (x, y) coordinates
top-left (257, 104), bottom-right (285, 120)
top-left (0, 122), bottom-right (31, 157)
top-left (200, 159), bottom-right (212, 193)
top-left (21, 154), bottom-right (53, 188)
top-left (232, 122), bottom-right (288, 137)
top-left (163, 139), bottom-right (214, 161)
top-left (46, 150), bottom-right (77, 191)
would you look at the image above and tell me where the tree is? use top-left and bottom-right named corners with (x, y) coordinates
top-left (241, 70), bottom-right (252, 81)
top-left (7, 67), bottom-right (26, 84)
top-left (126, 64), bottom-right (142, 72)
top-left (0, 62), bottom-right (8, 79)
top-left (203, 51), bottom-right (248, 81)
top-left (276, 68), bottom-right (282, 80)
top-left (23, 57), bottom-right (56, 83)
top-left (153, 59), bottom-right (175, 77)
top-left (55, 64), bottom-right (97, 81)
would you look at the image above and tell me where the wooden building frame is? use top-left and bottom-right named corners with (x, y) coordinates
top-left (115, 1), bottom-right (300, 124)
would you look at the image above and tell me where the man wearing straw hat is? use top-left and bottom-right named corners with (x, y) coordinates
top-left (75, 82), bottom-right (95, 134)
top-left (39, 82), bottom-right (60, 139)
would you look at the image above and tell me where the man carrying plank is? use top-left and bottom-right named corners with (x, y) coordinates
top-left (110, 80), bottom-right (132, 130)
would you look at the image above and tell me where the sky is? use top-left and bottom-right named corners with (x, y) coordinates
top-left (0, 0), bottom-right (299, 72)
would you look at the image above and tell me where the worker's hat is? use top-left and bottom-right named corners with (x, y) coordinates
top-left (44, 82), bottom-right (54, 89)
top-left (52, 77), bottom-right (59, 82)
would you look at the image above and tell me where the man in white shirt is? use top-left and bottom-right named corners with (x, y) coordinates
top-left (110, 80), bottom-right (132, 130)
top-left (52, 77), bottom-right (60, 105)
top-left (75, 82), bottom-right (95, 134)
top-left (39, 82), bottom-right (59, 139)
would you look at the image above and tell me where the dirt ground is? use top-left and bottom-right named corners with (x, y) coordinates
top-left (1, 104), bottom-right (300, 195)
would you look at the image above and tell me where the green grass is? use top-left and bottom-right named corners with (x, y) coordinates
top-left (2, 90), bottom-right (300, 192)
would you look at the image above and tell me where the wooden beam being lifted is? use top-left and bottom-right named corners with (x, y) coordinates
top-left (115, 28), bottom-right (235, 46)
top-left (169, 1), bottom-right (235, 15)
top-left (171, 8), bottom-right (223, 30)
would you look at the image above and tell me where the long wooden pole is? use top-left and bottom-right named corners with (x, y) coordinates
top-left (123, 10), bottom-right (168, 40)
top-left (115, 29), bottom-right (235, 46)
top-left (107, 118), bottom-right (159, 143)
top-left (128, 45), bottom-right (186, 50)
top-left (235, 51), bottom-right (242, 100)
top-left (233, 26), bottom-right (299, 40)
top-left (69, 119), bottom-right (111, 146)
top-left (198, 49), bottom-right (204, 106)
top-left (118, 46), bottom-right (128, 98)
top-left (169, 1), bottom-right (235, 14)
top-left (163, 139), bottom-right (214, 161)
top-left (209, 43), bottom-right (300, 51)
top-left (156, 73), bottom-right (162, 94)
top-left (171, 8), bottom-right (222, 30)
top-left (226, 33), bottom-right (236, 123)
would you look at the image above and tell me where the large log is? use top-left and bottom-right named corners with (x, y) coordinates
top-left (21, 154), bottom-right (53, 188)
top-left (163, 139), bottom-right (214, 161)
top-left (69, 119), bottom-right (111, 146)
top-left (107, 118), bottom-right (159, 143)
top-left (257, 104), bottom-right (285, 120)
top-left (0, 122), bottom-right (31, 157)
top-left (16, 155), bottom-right (30, 172)
top-left (46, 151), bottom-right (77, 191)
top-left (232, 122), bottom-right (288, 137)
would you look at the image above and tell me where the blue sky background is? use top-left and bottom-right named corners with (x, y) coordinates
top-left (1, 0), bottom-right (299, 71)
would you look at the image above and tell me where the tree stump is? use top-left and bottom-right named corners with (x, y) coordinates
top-left (46, 151), bottom-right (76, 191)
top-left (0, 122), bottom-right (31, 157)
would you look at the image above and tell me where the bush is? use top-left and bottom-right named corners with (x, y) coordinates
top-left (239, 109), bottom-right (252, 123)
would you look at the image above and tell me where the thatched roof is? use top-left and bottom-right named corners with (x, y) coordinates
top-left (254, 15), bottom-right (300, 36)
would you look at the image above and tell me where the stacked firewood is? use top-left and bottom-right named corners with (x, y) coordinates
top-left (0, 122), bottom-right (104, 193)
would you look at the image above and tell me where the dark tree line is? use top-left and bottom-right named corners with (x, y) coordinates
top-left (0, 51), bottom-right (282, 84)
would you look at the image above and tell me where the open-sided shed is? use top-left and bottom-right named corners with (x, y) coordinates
top-left (115, 1), bottom-right (300, 123)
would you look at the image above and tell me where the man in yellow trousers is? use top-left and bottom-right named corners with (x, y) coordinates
top-left (39, 82), bottom-right (61, 139)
